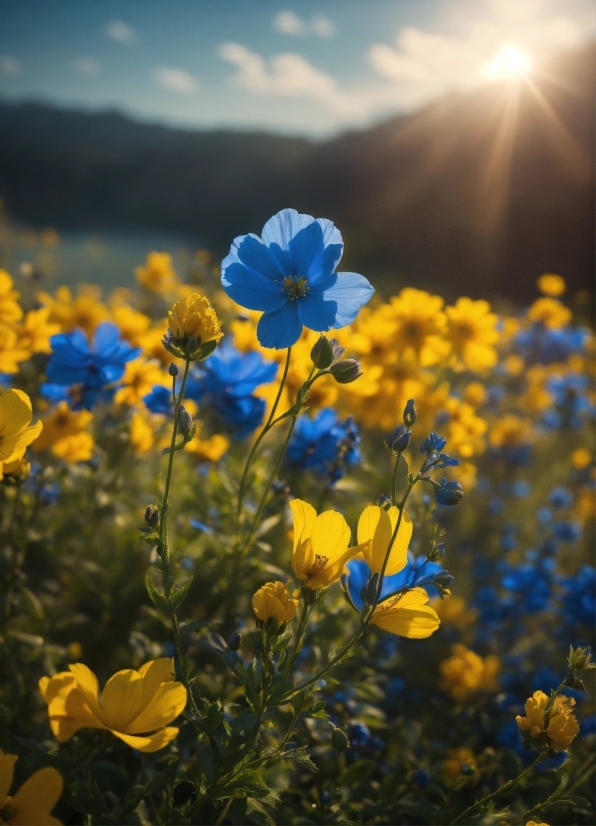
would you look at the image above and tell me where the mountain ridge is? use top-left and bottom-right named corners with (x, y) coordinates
top-left (0, 43), bottom-right (593, 301)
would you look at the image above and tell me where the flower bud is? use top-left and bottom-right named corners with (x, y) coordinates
top-left (391, 425), bottom-right (411, 453)
top-left (228, 631), bottom-right (242, 652)
top-left (144, 506), bottom-right (159, 527)
top-left (310, 335), bottom-right (334, 369)
top-left (177, 405), bottom-right (193, 438)
top-left (331, 727), bottom-right (349, 752)
top-left (364, 573), bottom-right (380, 605)
top-left (568, 645), bottom-right (593, 671)
top-left (429, 543), bottom-right (445, 561)
top-left (420, 432), bottom-right (447, 454)
top-left (433, 478), bottom-right (464, 507)
top-left (432, 570), bottom-right (454, 588)
top-left (329, 359), bottom-right (362, 384)
top-left (168, 363), bottom-right (179, 377)
top-left (403, 399), bottom-right (417, 427)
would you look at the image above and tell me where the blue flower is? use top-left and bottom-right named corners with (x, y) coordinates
top-left (549, 485), bottom-right (573, 510)
top-left (515, 324), bottom-right (588, 365)
top-left (221, 209), bottom-right (374, 349)
top-left (143, 385), bottom-right (172, 415)
top-left (287, 408), bottom-right (360, 482)
top-left (420, 432), bottom-right (447, 454)
top-left (186, 342), bottom-right (277, 438)
top-left (45, 323), bottom-right (140, 410)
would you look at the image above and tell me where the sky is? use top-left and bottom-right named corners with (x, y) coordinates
top-left (0, 0), bottom-right (594, 137)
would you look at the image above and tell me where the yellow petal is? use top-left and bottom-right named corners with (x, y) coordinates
top-left (110, 726), bottom-right (180, 753)
top-left (0, 389), bottom-right (32, 440)
top-left (39, 672), bottom-right (77, 703)
top-left (99, 670), bottom-right (144, 732)
top-left (9, 766), bottom-right (63, 825)
top-left (372, 603), bottom-right (440, 638)
top-left (68, 663), bottom-right (102, 719)
top-left (357, 506), bottom-right (392, 573)
top-left (127, 682), bottom-right (187, 733)
top-left (0, 420), bottom-right (43, 463)
top-left (0, 752), bottom-right (18, 802)
top-left (289, 499), bottom-right (317, 554)
top-left (138, 658), bottom-right (176, 706)
top-left (310, 510), bottom-right (350, 565)
top-left (384, 507), bottom-right (412, 576)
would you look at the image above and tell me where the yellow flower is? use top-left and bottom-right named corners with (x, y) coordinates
top-left (504, 354), bottom-right (525, 376)
top-left (139, 325), bottom-right (175, 367)
top-left (135, 251), bottom-right (179, 294)
top-left (115, 358), bottom-right (169, 407)
top-left (525, 821), bottom-right (550, 826)
top-left (0, 390), bottom-right (43, 477)
top-left (185, 433), bottom-right (229, 463)
top-left (370, 588), bottom-right (440, 639)
top-left (520, 366), bottom-right (553, 413)
top-left (388, 288), bottom-right (449, 366)
top-left (0, 270), bottom-right (23, 325)
top-left (1, 457), bottom-right (31, 482)
top-left (35, 402), bottom-right (94, 463)
top-left (439, 644), bottom-right (499, 701)
top-left (527, 297), bottom-right (572, 329)
top-left (516, 690), bottom-right (579, 752)
top-left (489, 415), bottom-right (533, 449)
top-left (0, 751), bottom-right (63, 825)
top-left (39, 658), bottom-right (187, 753)
top-left (37, 286), bottom-right (110, 336)
top-left (443, 747), bottom-right (477, 780)
top-left (443, 397), bottom-right (488, 459)
top-left (572, 447), bottom-right (592, 469)
top-left (129, 411), bottom-right (155, 455)
top-left (252, 581), bottom-right (299, 624)
top-left (433, 596), bottom-right (477, 629)
top-left (445, 298), bottom-right (499, 371)
top-left (111, 305), bottom-right (151, 345)
top-left (0, 324), bottom-right (30, 373)
top-left (463, 382), bottom-right (487, 408)
top-left (15, 307), bottom-right (61, 354)
top-left (289, 499), bottom-right (366, 590)
top-left (537, 273), bottom-right (566, 297)
top-left (167, 293), bottom-right (223, 345)
top-left (356, 505), bottom-right (412, 575)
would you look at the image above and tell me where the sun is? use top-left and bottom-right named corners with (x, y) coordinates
top-left (482, 44), bottom-right (532, 82)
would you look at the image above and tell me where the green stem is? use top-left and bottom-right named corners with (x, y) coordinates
top-left (283, 601), bottom-right (311, 679)
top-left (235, 347), bottom-right (292, 526)
top-left (391, 453), bottom-right (401, 506)
top-left (372, 474), bottom-right (418, 609)
top-left (451, 755), bottom-right (543, 825)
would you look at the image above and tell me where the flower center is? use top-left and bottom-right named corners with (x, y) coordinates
top-left (312, 553), bottom-right (328, 572)
top-left (282, 276), bottom-right (309, 301)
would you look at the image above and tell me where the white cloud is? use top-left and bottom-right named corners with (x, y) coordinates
top-left (311, 14), bottom-right (335, 39)
top-left (106, 20), bottom-right (137, 43)
top-left (368, 1), bottom-right (590, 108)
top-left (73, 58), bottom-right (100, 76)
top-left (219, 42), bottom-right (352, 112)
top-left (272, 10), bottom-right (335, 38)
top-left (0, 55), bottom-right (20, 75)
top-left (153, 66), bottom-right (198, 94)
top-left (273, 10), bottom-right (305, 36)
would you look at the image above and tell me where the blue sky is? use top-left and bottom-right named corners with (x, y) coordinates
top-left (0, 0), bottom-right (593, 137)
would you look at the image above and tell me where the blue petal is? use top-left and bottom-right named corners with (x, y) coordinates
top-left (224, 233), bottom-right (284, 282)
top-left (222, 262), bottom-right (288, 312)
top-left (307, 218), bottom-right (343, 284)
top-left (261, 208), bottom-right (315, 251)
top-left (92, 322), bottom-right (121, 355)
top-left (297, 290), bottom-right (338, 332)
top-left (309, 272), bottom-right (374, 328)
top-left (257, 302), bottom-right (302, 349)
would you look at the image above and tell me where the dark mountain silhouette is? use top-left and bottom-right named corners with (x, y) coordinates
top-left (0, 43), bottom-right (593, 301)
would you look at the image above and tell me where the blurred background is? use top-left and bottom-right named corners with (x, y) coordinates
top-left (0, 0), bottom-right (593, 303)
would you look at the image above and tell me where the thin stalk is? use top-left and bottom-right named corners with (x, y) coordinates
top-left (159, 358), bottom-right (191, 575)
top-left (451, 755), bottom-right (543, 825)
top-left (236, 347), bottom-right (292, 525)
top-left (391, 453), bottom-right (402, 506)
top-left (283, 601), bottom-right (311, 679)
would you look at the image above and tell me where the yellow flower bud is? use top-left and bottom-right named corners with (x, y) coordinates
top-left (252, 581), bottom-right (298, 624)
top-left (168, 293), bottom-right (223, 345)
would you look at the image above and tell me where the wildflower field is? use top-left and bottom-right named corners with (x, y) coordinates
top-left (0, 209), bottom-right (594, 826)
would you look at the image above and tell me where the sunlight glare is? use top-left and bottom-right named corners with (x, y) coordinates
top-left (482, 44), bottom-right (532, 82)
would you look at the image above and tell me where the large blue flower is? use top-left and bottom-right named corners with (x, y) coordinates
top-left (221, 209), bottom-right (374, 349)
top-left (44, 323), bottom-right (140, 410)
top-left (186, 342), bottom-right (277, 438)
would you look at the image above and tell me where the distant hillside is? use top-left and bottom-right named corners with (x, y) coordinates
top-left (0, 44), bottom-right (593, 301)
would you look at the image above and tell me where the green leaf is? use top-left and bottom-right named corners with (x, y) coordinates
top-left (145, 575), bottom-right (169, 614)
top-left (276, 744), bottom-right (318, 774)
top-left (266, 678), bottom-right (295, 706)
top-left (169, 576), bottom-right (194, 611)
